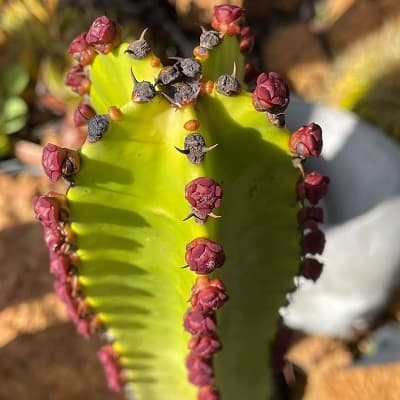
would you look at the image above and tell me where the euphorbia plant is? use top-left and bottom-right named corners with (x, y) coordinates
top-left (33, 5), bottom-right (329, 400)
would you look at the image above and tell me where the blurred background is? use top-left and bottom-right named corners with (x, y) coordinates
top-left (0, 0), bottom-right (399, 399)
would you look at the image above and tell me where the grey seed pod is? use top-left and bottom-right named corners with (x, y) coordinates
top-left (125, 28), bottom-right (151, 59)
top-left (130, 67), bottom-right (156, 103)
top-left (176, 58), bottom-right (201, 79)
top-left (156, 65), bottom-right (182, 85)
top-left (216, 74), bottom-right (241, 96)
top-left (133, 81), bottom-right (156, 103)
top-left (162, 81), bottom-right (200, 108)
top-left (175, 133), bottom-right (218, 164)
top-left (200, 28), bottom-right (222, 49)
top-left (87, 115), bottom-right (110, 143)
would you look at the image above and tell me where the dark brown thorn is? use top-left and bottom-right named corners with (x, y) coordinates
top-left (130, 67), bottom-right (138, 84)
top-left (181, 265), bottom-right (189, 269)
top-left (160, 91), bottom-right (182, 108)
top-left (174, 146), bottom-right (190, 154)
top-left (182, 213), bottom-right (195, 221)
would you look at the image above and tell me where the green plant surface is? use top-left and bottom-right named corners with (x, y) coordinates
top-left (64, 33), bottom-right (299, 399)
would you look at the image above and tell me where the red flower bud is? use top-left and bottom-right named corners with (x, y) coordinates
top-left (297, 206), bottom-right (324, 230)
top-left (54, 280), bottom-right (79, 322)
top-left (271, 326), bottom-right (294, 373)
top-left (239, 26), bottom-right (254, 53)
top-left (289, 123), bottom-right (323, 159)
top-left (98, 345), bottom-right (124, 393)
top-left (252, 72), bottom-right (290, 114)
top-left (185, 177), bottom-right (223, 221)
top-left (301, 228), bottom-right (326, 255)
top-left (299, 258), bottom-right (323, 281)
top-left (44, 226), bottom-right (64, 251)
top-left (183, 309), bottom-right (217, 336)
top-left (296, 172), bottom-right (330, 205)
top-left (185, 238), bottom-right (225, 274)
top-left (244, 63), bottom-right (259, 84)
top-left (86, 16), bottom-right (121, 54)
top-left (190, 278), bottom-right (228, 314)
top-left (186, 354), bottom-right (214, 386)
top-left (189, 335), bottom-right (222, 359)
top-left (76, 318), bottom-right (92, 339)
top-left (67, 32), bottom-right (97, 66)
top-left (199, 386), bottom-right (220, 400)
top-left (73, 103), bottom-right (96, 127)
top-left (41, 143), bottom-right (80, 182)
top-left (65, 64), bottom-right (90, 95)
top-left (33, 194), bottom-right (69, 229)
top-left (50, 253), bottom-right (70, 282)
top-left (211, 5), bottom-right (243, 35)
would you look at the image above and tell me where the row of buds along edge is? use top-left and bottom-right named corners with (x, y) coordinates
top-left (32, 191), bottom-right (101, 339)
top-left (180, 120), bottom-right (227, 400)
top-left (38, 140), bottom-right (125, 390)
top-left (272, 122), bottom-right (330, 381)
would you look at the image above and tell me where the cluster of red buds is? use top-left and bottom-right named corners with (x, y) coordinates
top-left (291, 126), bottom-right (330, 281)
top-left (66, 16), bottom-right (121, 120)
top-left (98, 345), bottom-right (125, 392)
top-left (183, 277), bottom-right (228, 399)
top-left (194, 5), bottom-right (252, 61)
top-left (33, 192), bottom-right (99, 339)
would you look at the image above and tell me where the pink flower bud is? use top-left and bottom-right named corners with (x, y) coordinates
top-left (54, 280), bottom-right (79, 322)
top-left (199, 386), bottom-right (220, 400)
top-left (86, 16), bottom-right (121, 54)
top-left (73, 103), bottom-right (96, 127)
top-left (252, 72), bottom-right (290, 114)
top-left (296, 172), bottom-right (330, 205)
top-left (44, 227), bottom-right (63, 252)
top-left (190, 279), bottom-right (228, 314)
top-left (185, 177), bottom-right (223, 221)
top-left (189, 335), bottom-right (222, 358)
top-left (185, 238), bottom-right (225, 274)
top-left (49, 253), bottom-right (70, 282)
top-left (239, 26), bottom-right (254, 53)
top-left (76, 318), bottom-right (92, 339)
top-left (183, 309), bottom-right (217, 336)
top-left (301, 228), bottom-right (326, 255)
top-left (299, 258), bottom-right (323, 281)
top-left (289, 123), bottom-right (323, 159)
top-left (41, 143), bottom-right (66, 182)
top-left (67, 32), bottom-right (97, 66)
top-left (41, 143), bottom-right (81, 182)
top-left (211, 5), bottom-right (243, 35)
top-left (98, 345), bottom-right (124, 393)
top-left (65, 64), bottom-right (90, 95)
top-left (33, 192), bottom-right (69, 228)
top-left (186, 354), bottom-right (214, 386)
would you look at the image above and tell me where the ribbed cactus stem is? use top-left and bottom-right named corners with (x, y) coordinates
top-left (33, 6), bottom-right (331, 400)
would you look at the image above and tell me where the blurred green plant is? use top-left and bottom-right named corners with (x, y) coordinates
top-left (0, 62), bottom-right (29, 156)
